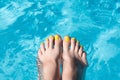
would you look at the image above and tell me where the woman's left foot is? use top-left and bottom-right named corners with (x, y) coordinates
top-left (37, 35), bottom-right (62, 80)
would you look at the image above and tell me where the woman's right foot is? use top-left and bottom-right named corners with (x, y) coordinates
top-left (62, 36), bottom-right (88, 80)
top-left (37, 35), bottom-right (62, 80)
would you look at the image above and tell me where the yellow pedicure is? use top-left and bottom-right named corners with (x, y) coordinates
top-left (71, 38), bottom-right (75, 40)
top-left (41, 42), bottom-right (44, 45)
top-left (77, 40), bottom-right (79, 43)
top-left (65, 36), bottom-right (70, 42)
top-left (80, 45), bottom-right (83, 48)
top-left (49, 35), bottom-right (53, 38)
top-left (55, 35), bottom-right (59, 40)
top-left (46, 38), bottom-right (48, 41)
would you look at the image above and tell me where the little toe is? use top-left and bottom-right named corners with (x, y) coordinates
top-left (40, 43), bottom-right (45, 53)
top-left (81, 52), bottom-right (88, 66)
top-left (63, 36), bottom-right (70, 52)
top-left (48, 35), bottom-right (54, 49)
top-left (38, 49), bottom-right (42, 58)
top-left (70, 38), bottom-right (76, 51)
top-left (54, 35), bottom-right (62, 49)
top-left (37, 49), bottom-right (42, 66)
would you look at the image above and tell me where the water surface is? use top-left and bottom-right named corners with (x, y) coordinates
top-left (0, 0), bottom-right (120, 80)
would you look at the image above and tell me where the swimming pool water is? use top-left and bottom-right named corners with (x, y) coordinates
top-left (0, 0), bottom-right (120, 80)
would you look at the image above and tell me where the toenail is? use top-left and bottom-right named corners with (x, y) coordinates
top-left (64, 36), bottom-right (70, 42)
top-left (80, 45), bottom-right (83, 48)
top-left (77, 40), bottom-right (79, 43)
top-left (40, 42), bottom-right (44, 45)
top-left (46, 38), bottom-right (48, 41)
top-left (71, 38), bottom-right (75, 40)
top-left (49, 35), bottom-right (53, 38)
top-left (55, 35), bottom-right (59, 40)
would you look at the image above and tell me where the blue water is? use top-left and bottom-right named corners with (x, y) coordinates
top-left (0, 0), bottom-right (120, 80)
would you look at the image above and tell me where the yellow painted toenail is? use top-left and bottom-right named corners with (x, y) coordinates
top-left (46, 38), bottom-right (48, 41)
top-left (77, 40), bottom-right (79, 43)
top-left (55, 35), bottom-right (59, 40)
top-left (65, 36), bottom-right (70, 42)
top-left (49, 35), bottom-right (53, 38)
top-left (80, 45), bottom-right (83, 48)
top-left (41, 42), bottom-right (44, 45)
top-left (71, 38), bottom-right (75, 40)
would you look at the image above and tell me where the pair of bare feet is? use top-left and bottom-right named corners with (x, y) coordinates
top-left (37, 35), bottom-right (88, 80)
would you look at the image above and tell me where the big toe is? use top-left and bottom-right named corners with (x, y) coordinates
top-left (63, 36), bottom-right (70, 52)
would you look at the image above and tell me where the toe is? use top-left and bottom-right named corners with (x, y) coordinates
top-left (81, 52), bottom-right (88, 66)
top-left (70, 38), bottom-right (76, 51)
top-left (75, 40), bottom-right (79, 53)
top-left (63, 36), bottom-right (70, 52)
top-left (40, 43), bottom-right (45, 53)
top-left (45, 38), bottom-right (49, 49)
top-left (37, 49), bottom-right (42, 66)
top-left (54, 35), bottom-right (62, 49)
top-left (78, 45), bottom-right (83, 57)
top-left (48, 35), bottom-right (54, 49)
top-left (38, 49), bottom-right (42, 58)
top-left (74, 40), bottom-right (80, 58)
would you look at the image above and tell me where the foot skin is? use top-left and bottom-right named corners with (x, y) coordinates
top-left (62, 36), bottom-right (88, 80)
top-left (37, 35), bottom-right (62, 80)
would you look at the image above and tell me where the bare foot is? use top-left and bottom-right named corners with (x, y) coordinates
top-left (37, 35), bottom-right (62, 80)
top-left (62, 36), bottom-right (88, 80)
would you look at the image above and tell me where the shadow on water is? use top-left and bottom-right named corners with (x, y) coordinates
top-left (76, 60), bottom-right (88, 80)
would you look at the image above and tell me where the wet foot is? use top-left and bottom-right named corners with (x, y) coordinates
top-left (37, 35), bottom-right (62, 80)
top-left (62, 36), bottom-right (88, 80)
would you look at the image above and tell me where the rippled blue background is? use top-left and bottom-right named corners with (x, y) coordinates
top-left (0, 0), bottom-right (120, 80)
